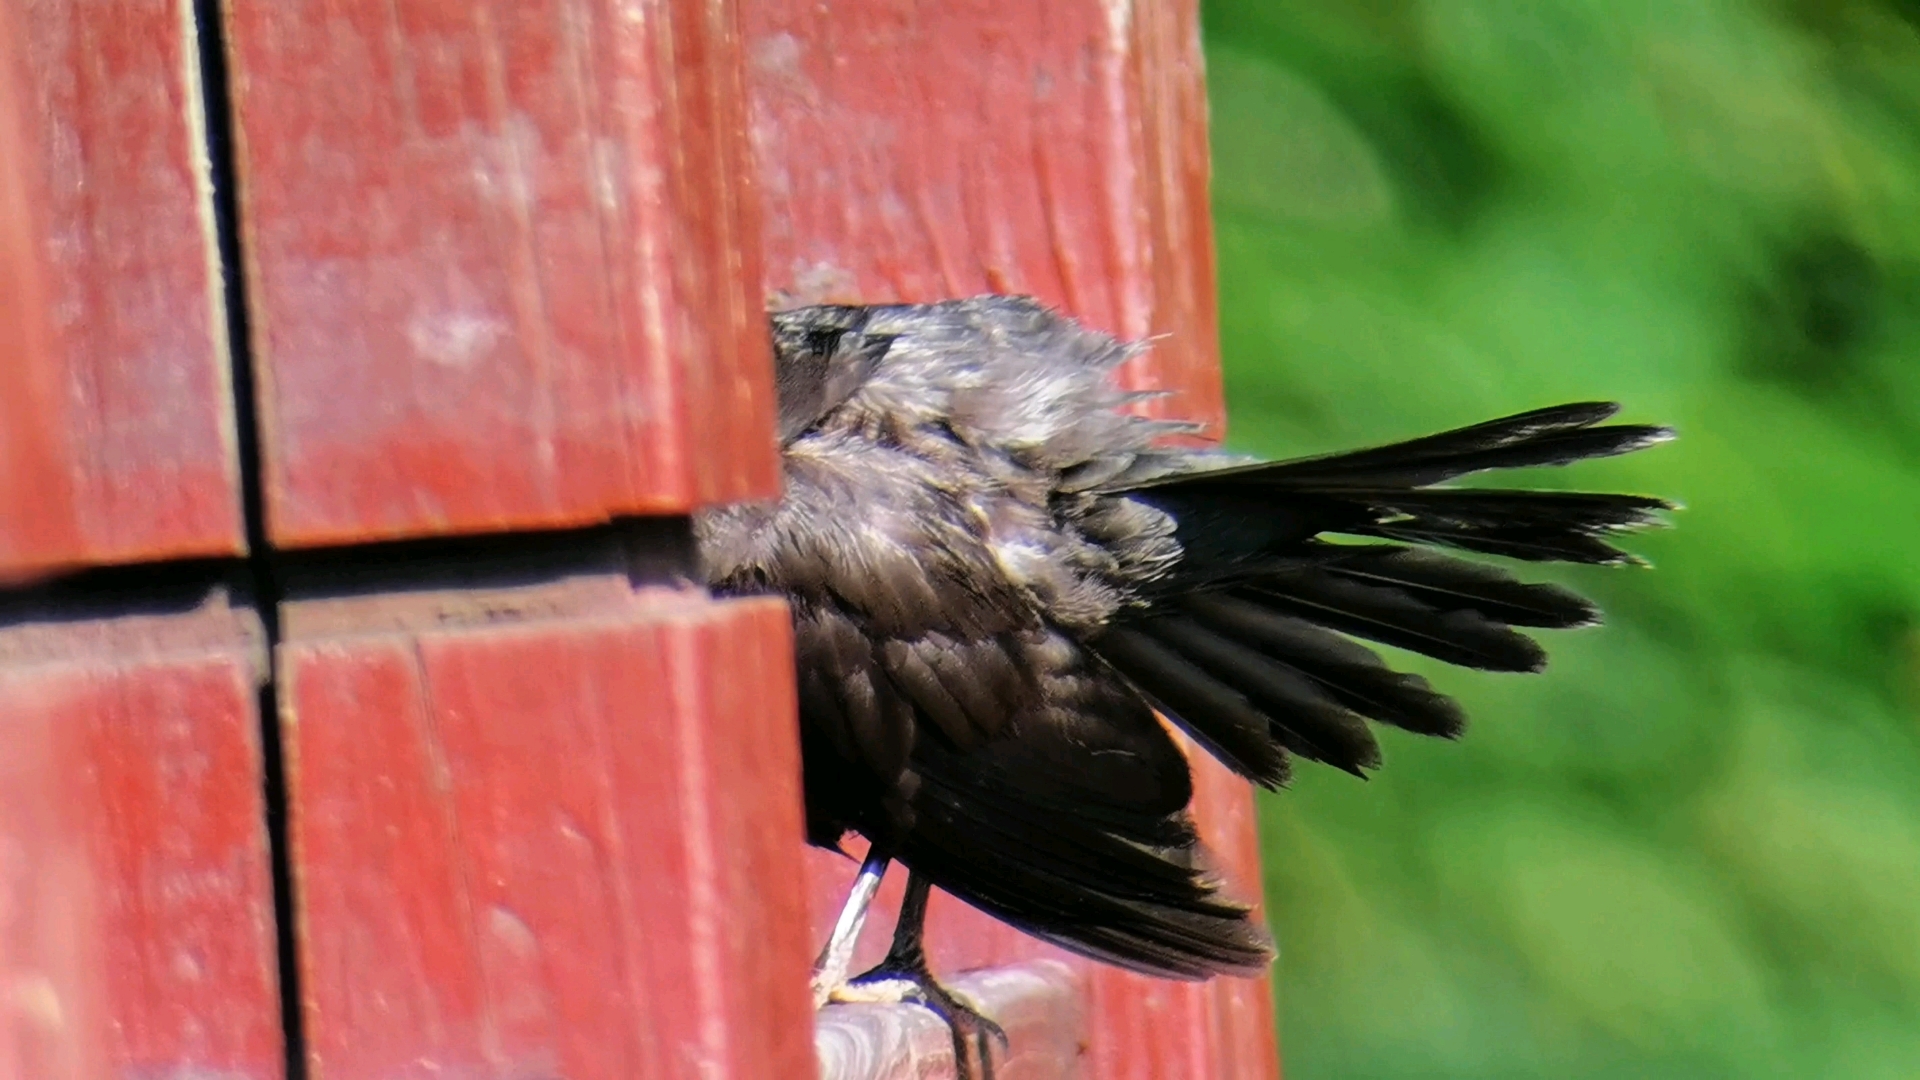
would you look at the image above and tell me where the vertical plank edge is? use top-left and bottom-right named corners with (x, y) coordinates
top-left (0, 594), bottom-right (282, 1078)
top-left (0, 2), bottom-right (81, 581)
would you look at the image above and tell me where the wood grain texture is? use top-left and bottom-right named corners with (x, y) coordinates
top-left (223, 0), bottom-right (780, 547)
top-left (0, 594), bottom-right (282, 1079)
top-left (282, 584), bottom-right (813, 1079)
top-left (0, 0), bottom-right (244, 579)
top-left (752, 1), bottom-right (1280, 1075)
top-left (0, 1), bottom-right (74, 584)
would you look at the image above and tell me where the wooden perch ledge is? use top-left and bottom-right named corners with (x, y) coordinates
top-left (817, 962), bottom-right (1086, 1080)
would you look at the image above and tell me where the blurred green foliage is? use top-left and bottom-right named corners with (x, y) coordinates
top-left (1201, 2), bottom-right (1920, 1075)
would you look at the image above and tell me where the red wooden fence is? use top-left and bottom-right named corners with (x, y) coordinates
top-left (3, 3), bottom-right (278, 1077)
top-left (0, 1), bottom-right (1280, 1077)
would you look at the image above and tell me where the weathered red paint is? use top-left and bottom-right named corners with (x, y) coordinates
top-left (222, 0), bottom-right (779, 547)
top-left (752, 1), bottom-right (1280, 1074)
top-left (282, 586), bottom-right (814, 1079)
top-left (0, 0), bottom-right (244, 579)
top-left (1, 15), bottom-right (279, 1077)
top-left (0, 3), bottom-right (74, 584)
top-left (0, 597), bottom-right (283, 1079)
top-left (0, 650), bottom-right (104, 1078)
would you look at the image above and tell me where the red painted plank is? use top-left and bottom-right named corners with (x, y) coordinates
top-left (282, 583), bottom-right (813, 1079)
top-left (0, 4), bottom-right (77, 584)
top-left (0, 656), bottom-right (106, 1079)
top-left (0, 0), bottom-right (245, 580)
top-left (224, 0), bottom-right (779, 547)
top-left (0, 595), bottom-right (283, 1078)
top-left (754, 2), bottom-right (1278, 1075)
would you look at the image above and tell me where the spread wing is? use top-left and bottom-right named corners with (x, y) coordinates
top-left (793, 600), bottom-right (1274, 980)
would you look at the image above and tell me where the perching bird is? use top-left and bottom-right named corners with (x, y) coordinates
top-left (695, 296), bottom-right (1674, 1077)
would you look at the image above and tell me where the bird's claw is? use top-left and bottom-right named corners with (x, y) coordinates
top-left (840, 958), bottom-right (1007, 1080)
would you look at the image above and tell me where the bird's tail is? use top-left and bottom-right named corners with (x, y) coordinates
top-left (1089, 402), bottom-right (1675, 785)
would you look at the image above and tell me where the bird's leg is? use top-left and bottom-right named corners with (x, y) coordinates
top-left (809, 845), bottom-right (892, 1009)
top-left (839, 870), bottom-right (1009, 1080)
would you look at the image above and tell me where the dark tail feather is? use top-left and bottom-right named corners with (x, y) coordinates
top-left (1138, 615), bottom-right (1381, 772)
top-left (1117, 403), bottom-right (1676, 572)
top-left (1119, 401), bottom-right (1674, 492)
top-left (1094, 616), bottom-right (1382, 782)
top-left (1242, 560), bottom-right (1549, 672)
top-left (1090, 571), bottom-right (1486, 781)
top-left (1310, 544), bottom-right (1598, 628)
top-left (1092, 549), bottom-right (1562, 783)
top-left (1090, 626), bottom-right (1295, 787)
top-left (1089, 402), bottom-right (1673, 785)
top-left (1344, 489), bottom-right (1672, 565)
top-left (1178, 590), bottom-right (1465, 736)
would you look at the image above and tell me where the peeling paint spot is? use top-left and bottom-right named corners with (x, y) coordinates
top-left (488, 905), bottom-right (538, 957)
top-left (752, 32), bottom-right (803, 81)
top-left (592, 137), bottom-right (623, 213)
top-left (407, 311), bottom-right (507, 368)
top-left (171, 948), bottom-right (206, 982)
top-left (773, 262), bottom-right (861, 308)
top-left (1103, 0), bottom-right (1134, 52)
top-left (9, 975), bottom-right (64, 1029)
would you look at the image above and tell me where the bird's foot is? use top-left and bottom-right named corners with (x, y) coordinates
top-left (834, 956), bottom-right (1008, 1080)
top-left (810, 847), bottom-right (892, 1009)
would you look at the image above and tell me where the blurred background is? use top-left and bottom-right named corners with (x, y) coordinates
top-left (1201, 2), bottom-right (1920, 1076)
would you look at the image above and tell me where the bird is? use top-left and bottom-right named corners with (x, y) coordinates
top-left (694, 295), bottom-right (1675, 1078)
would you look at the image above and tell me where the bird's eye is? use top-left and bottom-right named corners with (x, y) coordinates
top-left (803, 326), bottom-right (847, 355)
